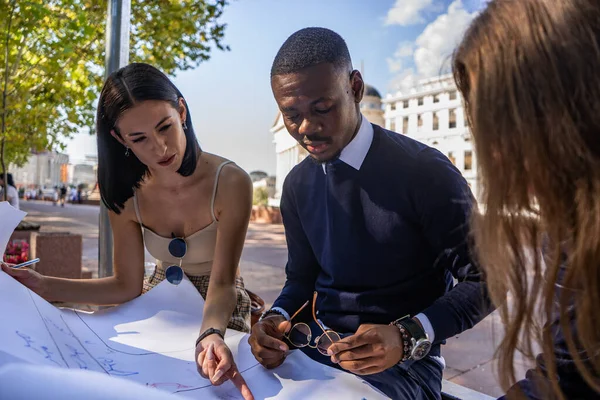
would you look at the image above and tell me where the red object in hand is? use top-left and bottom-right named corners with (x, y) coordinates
top-left (3, 240), bottom-right (29, 264)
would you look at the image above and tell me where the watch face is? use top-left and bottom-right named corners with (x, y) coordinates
top-left (411, 339), bottom-right (432, 361)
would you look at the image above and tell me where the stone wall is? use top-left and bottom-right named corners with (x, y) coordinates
top-left (250, 206), bottom-right (282, 224)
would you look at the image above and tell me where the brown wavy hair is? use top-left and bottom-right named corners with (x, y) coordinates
top-left (452, 0), bottom-right (600, 398)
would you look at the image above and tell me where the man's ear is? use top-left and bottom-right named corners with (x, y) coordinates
top-left (350, 70), bottom-right (364, 103)
top-left (110, 129), bottom-right (126, 146)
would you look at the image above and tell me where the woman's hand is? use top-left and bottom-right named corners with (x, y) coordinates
top-left (195, 334), bottom-right (254, 400)
top-left (1, 262), bottom-right (47, 297)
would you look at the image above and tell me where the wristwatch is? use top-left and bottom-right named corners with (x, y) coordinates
top-left (391, 316), bottom-right (432, 362)
top-left (195, 328), bottom-right (224, 347)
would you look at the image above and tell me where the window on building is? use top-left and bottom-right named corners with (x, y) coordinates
top-left (448, 151), bottom-right (456, 165)
top-left (433, 95), bottom-right (440, 104)
top-left (390, 103), bottom-right (396, 111)
top-left (402, 117), bottom-right (409, 134)
top-left (418, 115), bottom-right (424, 131)
top-left (403, 100), bottom-right (409, 108)
top-left (433, 113), bottom-right (439, 130)
top-left (464, 150), bottom-right (473, 171)
top-left (390, 120), bottom-right (396, 132)
top-left (449, 109), bottom-right (457, 128)
top-left (418, 97), bottom-right (424, 106)
top-left (449, 90), bottom-right (458, 100)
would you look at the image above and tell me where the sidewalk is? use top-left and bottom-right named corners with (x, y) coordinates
top-left (19, 201), bottom-right (530, 397)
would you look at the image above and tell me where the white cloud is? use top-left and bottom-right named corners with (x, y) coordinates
top-left (389, 68), bottom-right (418, 91)
top-left (386, 42), bottom-right (414, 73)
top-left (384, 0), bottom-right (435, 26)
top-left (386, 58), bottom-right (404, 73)
top-left (414, 0), bottom-right (476, 77)
top-left (388, 0), bottom-right (477, 89)
top-left (394, 41), bottom-right (414, 58)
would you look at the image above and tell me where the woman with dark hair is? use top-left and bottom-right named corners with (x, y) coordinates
top-left (1, 63), bottom-right (254, 399)
top-left (0, 172), bottom-right (19, 209)
top-left (453, 0), bottom-right (600, 399)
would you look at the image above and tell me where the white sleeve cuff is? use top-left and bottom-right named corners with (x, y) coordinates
top-left (270, 307), bottom-right (291, 321)
top-left (414, 313), bottom-right (435, 343)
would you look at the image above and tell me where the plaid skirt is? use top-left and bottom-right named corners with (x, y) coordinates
top-left (142, 266), bottom-right (251, 333)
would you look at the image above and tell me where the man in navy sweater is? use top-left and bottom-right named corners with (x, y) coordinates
top-left (248, 27), bottom-right (493, 399)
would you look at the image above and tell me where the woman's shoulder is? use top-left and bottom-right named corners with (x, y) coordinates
top-left (218, 162), bottom-right (252, 194)
top-left (201, 153), bottom-right (251, 203)
top-left (203, 153), bottom-right (251, 185)
top-left (109, 195), bottom-right (139, 223)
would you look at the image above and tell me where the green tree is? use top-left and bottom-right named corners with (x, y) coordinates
top-left (253, 186), bottom-right (269, 207)
top-left (1, 0), bottom-right (230, 199)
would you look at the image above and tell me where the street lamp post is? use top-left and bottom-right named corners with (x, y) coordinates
top-left (98, 0), bottom-right (131, 278)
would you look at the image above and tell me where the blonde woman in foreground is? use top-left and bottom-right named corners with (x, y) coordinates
top-left (453, 0), bottom-right (600, 399)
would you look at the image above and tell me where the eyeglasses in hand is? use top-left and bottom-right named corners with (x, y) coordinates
top-left (284, 291), bottom-right (341, 356)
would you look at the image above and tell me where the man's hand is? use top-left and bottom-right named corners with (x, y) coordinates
top-left (326, 324), bottom-right (404, 375)
top-left (248, 315), bottom-right (291, 369)
top-left (195, 335), bottom-right (254, 400)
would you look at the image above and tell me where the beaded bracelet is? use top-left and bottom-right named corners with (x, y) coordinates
top-left (393, 323), bottom-right (413, 362)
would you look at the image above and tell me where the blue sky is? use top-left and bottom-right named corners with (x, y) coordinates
top-left (68, 0), bottom-right (484, 174)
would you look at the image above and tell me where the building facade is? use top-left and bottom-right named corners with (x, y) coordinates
top-left (71, 164), bottom-right (97, 187)
top-left (382, 74), bottom-right (478, 200)
top-left (360, 85), bottom-right (385, 127)
top-left (10, 151), bottom-right (70, 189)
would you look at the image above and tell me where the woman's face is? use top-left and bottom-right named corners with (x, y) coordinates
top-left (113, 99), bottom-right (187, 172)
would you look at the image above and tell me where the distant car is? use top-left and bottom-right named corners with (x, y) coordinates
top-left (41, 189), bottom-right (58, 202)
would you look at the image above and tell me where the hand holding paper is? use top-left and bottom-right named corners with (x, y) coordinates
top-left (1, 262), bottom-right (46, 296)
top-left (0, 202), bottom-right (46, 295)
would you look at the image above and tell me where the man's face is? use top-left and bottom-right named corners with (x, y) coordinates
top-left (271, 63), bottom-right (364, 163)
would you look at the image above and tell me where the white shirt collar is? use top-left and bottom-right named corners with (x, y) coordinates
top-left (322, 114), bottom-right (374, 173)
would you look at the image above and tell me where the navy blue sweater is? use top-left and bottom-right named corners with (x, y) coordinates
top-left (273, 124), bottom-right (492, 350)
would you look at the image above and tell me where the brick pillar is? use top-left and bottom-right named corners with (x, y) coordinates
top-left (30, 232), bottom-right (82, 278)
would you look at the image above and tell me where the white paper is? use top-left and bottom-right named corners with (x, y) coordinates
top-left (0, 269), bottom-right (388, 399)
top-left (0, 201), bottom-right (27, 256)
top-left (0, 363), bottom-right (176, 400)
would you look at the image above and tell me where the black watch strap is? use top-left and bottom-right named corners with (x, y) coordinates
top-left (398, 317), bottom-right (426, 340)
top-left (195, 328), bottom-right (224, 347)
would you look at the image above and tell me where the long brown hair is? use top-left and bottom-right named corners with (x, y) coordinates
top-left (453, 0), bottom-right (600, 398)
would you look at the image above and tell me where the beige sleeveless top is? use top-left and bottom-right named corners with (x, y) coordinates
top-left (133, 161), bottom-right (233, 277)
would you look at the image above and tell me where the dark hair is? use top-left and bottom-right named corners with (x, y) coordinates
top-left (96, 63), bottom-right (201, 214)
top-left (271, 27), bottom-right (352, 77)
top-left (0, 172), bottom-right (15, 187)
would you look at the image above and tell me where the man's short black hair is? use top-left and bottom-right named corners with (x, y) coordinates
top-left (271, 27), bottom-right (353, 77)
